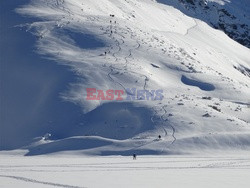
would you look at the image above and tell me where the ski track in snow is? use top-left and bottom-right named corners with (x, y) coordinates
top-left (0, 175), bottom-right (86, 188)
top-left (103, 18), bottom-right (151, 98)
top-left (1, 155), bottom-right (250, 188)
top-left (1, 157), bottom-right (250, 172)
top-left (184, 19), bottom-right (198, 36)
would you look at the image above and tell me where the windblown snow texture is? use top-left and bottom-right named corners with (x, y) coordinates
top-left (1, 0), bottom-right (250, 155)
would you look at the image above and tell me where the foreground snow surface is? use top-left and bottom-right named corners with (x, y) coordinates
top-left (0, 153), bottom-right (250, 188)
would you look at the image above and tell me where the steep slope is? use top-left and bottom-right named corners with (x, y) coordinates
top-left (0, 0), bottom-right (84, 150)
top-left (4, 0), bottom-right (250, 155)
top-left (158, 0), bottom-right (250, 48)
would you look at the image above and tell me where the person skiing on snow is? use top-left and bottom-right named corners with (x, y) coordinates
top-left (133, 153), bottom-right (137, 160)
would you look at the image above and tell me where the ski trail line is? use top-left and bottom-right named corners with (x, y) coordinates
top-left (162, 105), bottom-right (176, 144)
top-left (0, 175), bottom-right (86, 188)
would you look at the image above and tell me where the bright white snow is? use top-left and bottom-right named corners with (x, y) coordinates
top-left (0, 153), bottom-right (250, 188)
top-left (14, 0), bottom-right (250, 155)
top-left (1, 0), bottom-right (250, 187)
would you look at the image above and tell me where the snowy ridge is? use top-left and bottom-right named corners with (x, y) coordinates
top-left (12, 0), bottom-right (250, 155)
top-left (159, 0), bottom-right (250, 48)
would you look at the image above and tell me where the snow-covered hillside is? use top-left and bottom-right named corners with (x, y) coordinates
top-left (159, 0), bottom-right (250, 48)
top-left (1, 0), bottom-right (250, 155)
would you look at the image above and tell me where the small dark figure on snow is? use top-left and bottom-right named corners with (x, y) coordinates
top-left (133, 153), bottom-right (137, 160)
top-left (158, 135), bottom-right (161, 139)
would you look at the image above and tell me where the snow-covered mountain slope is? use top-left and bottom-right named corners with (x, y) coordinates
top-left (2, 0), bottom-right (250, 155)
top-left (159, 0), bottom-right (250, 48)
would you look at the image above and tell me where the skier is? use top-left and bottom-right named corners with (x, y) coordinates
top-left (133, 153), bottom-right (137, 160)
top-left (158, 135), bottom-right (161, 139)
